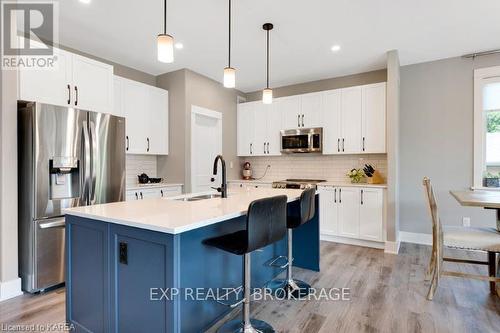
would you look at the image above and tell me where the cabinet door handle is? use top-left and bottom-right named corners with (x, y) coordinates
top-left (362, 137), bottom-right (365, 152)
top-left (135, 192), bottom-right (138, 200)
top-left (74, 86), bottom-right (78, 106)
top-left (264, 142), bottom-right (266, 154)
top-left (161, 190), bottom-right (164, 197)
top-left (146, 138), bottom-right (150, 152)
top-left (297, 115), bottom-right (300, 127)
top-left (250, 143), bottom-right (253, 154)
top-left (140, 192), bottom-right (143, 200)
top-left (342, 138), bottom-right (345, 152)
top-left (119, 242), bottom-right (128, 265)
top-left (337, 138), bottom-right (340, 152)
top-left (339, 188), bottom-right (342, 203)
top-left (126, 136), bottom-right (129, 151)
top-left (301, 114), bottom-right (305, 127)
top-left (267, 142), bottom-right (270, 154)
top-left (67, 84), bottom-right (71, 104)
top-left (361, 189), bottom-right (364, 205)
top-left (334, 188), bottom-right (337, 203)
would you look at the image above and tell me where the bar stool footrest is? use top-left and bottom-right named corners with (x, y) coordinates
top-left (218, 318), bottom-right (275, 333)
top-left (267, 255), bottom-right (292, 269)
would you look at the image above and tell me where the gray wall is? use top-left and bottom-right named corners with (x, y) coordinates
top-left (399, 54), bottom-right (500, 234)
top-left (156, 69), bottom-right (245, 191)
top-left (245, 69), bottom-right (387, 101)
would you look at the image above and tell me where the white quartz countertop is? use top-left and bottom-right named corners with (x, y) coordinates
top-left (63, 188), bottom-right (302, 234)
top-left (319, 182), bottom-right (387, 188)
top-left (126, 183), bottom-right (184, 190)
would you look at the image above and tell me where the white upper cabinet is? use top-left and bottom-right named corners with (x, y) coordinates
top-left (18, 46), bottom-right (73, 107)
top-left (18, 40), bottom-right (113, 113)
top-left (119, 76), bottom-right (169, 155)
top-left (300, 92), bottom-right (323, 128)
top-left (71, 54), bottom-right (113, 113)
top-left (237, 102), bottom-right (256, 156)
top-left (340, 86), bottom-right (363, 153)
top-left (279, 96), bottom-right (301, 130)
top-left (322, 90), bottom-right (342, 154)
top-left (113, 76), bottom-right (124, 117)
top-left (362, 83), bottom-right (386, 153)
top-left (237, 101), bottom-right (282, 157)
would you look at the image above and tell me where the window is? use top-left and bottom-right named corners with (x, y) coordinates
top-left (473, 66), bottom-right (500, 188)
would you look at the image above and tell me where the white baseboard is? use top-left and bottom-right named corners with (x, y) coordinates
top-left (320, 234), bottom-right (385, 250)
top-left (399, 231), bottom-right (432, 246)
top-left (0, 278), bottom-right (23, 302)
top-left (384, 240), bottom-right (401, 254)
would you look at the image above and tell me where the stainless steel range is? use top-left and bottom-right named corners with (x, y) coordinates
top-left (272, 179), bottom-right (326, 190)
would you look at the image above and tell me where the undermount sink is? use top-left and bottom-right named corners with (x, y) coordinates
top-left (175, 193), bottom-right (222, 201)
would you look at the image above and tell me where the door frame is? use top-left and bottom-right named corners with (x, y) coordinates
top-left (190, 105), bottom-right (223, 193)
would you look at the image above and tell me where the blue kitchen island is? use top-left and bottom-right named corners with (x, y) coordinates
top-left (64, 188), bottom-right (319, 333)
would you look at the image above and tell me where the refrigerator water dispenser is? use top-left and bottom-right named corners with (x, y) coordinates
top-left (49, 157), bottom-right (80, 199)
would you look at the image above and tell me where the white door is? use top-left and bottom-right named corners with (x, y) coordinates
top-left (253, 103), bottom-right (268, 156)
top-left (362, 83), bottom-right (386, 153)
top-left (122, 79), bottom-right (148, 154)
top-left (341, 87), bottom-right (362, 153)
top-left (300, 92), bottom-right (322, 128)
top-left (148, 87), bottom-right (169, 155)
top-left (279, 96), bottom-right (301, 129)
top-left (322, 89), bottom-right (342, 154)
top-left (359, 188), bottom-right (384, 241)
top-left (71, 54), bottom-right (113, 113)
top-left (338, 187), bottom-right (360, 238)
top-left (191, 106), bottom-right (222, 193)
top-left (18, 46), bottom-right (73, 107)
top-left (267, 102), bottom-right (283, 155)
top-left (319, 187), bottom-right (338, 235)
top-left (237, 103), bottom-right (255, 156)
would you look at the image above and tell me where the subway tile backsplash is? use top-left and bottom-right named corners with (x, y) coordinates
top-left (126, 155), bottom-right (157, 187)
top-left (240, 154), bottom-right (387, 182)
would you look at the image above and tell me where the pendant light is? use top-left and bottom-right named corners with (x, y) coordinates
top-left (262, 23), bottom-right (273, 104)
top-left (157, 0), bottom-right (174, 63)
top-left (223, 0), bottom-right (236, 88)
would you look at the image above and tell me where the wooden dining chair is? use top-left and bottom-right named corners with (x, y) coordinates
top-left (422, 177), bottom-right (500, 300)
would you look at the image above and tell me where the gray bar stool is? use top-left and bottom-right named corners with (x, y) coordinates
top-left (203, 195), bottom-right (288, 333)
top-left (268, 188), bottom-right (316, 298)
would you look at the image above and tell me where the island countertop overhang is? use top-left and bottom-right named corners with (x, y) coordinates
top-left (63, 188), bottom-right (303, 234)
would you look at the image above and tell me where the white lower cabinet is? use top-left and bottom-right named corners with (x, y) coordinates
top-left (126, 186), bottom-right (182, 201)
top-left (228, 182), bottom-right (272, 189)
top-left (319, 186), bottom-right (384, 245)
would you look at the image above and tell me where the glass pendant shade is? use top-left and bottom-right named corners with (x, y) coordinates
top-left (157, 34), bottom-right (174, 63)
top-left (262, 88), bottom-right (273, 104)
top-left (223, 67), bottom-right (236, 88)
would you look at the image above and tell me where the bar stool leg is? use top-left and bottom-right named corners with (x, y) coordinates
top-left (218, 253), bottom-right (274, 333)
top-left (267, 229), bottom-right (312, 299)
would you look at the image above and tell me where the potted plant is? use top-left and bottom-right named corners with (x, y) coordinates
top-left (483, 172), bottom-right (500, 188)
top-left (347, 168), bottom-right (365, 183)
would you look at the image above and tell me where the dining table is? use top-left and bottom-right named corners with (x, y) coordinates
top-left (450, 189), bottom-right (500, 295)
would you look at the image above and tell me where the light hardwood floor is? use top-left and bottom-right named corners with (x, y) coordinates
top-left (1, 242), bottom-right (499, 333)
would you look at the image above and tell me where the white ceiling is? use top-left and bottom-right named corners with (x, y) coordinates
top-left (58, 0), bottom-right (500, 92)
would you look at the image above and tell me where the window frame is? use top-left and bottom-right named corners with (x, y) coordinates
top-left (473, 66), bottom-right (500, 188)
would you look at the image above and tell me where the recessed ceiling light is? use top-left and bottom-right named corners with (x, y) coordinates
top-left (174, 43), bottom-right (184, 49)
top-left (331, 45), bottom-right (341, 52)
top-left (79, 0), bottom-right (91, 4)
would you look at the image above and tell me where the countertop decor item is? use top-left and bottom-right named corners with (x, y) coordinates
top-left (137, 173), bottom-right (150, 184)
top-left (242, 161), bottom-right (252, 180)
top-left (347, 168), bottom-right (365, 183)
top-left (363, 164), bottom-right (384, 184)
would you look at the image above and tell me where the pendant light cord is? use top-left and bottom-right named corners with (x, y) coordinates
top-left (228, 0), bottom-right (231, 67)
top-left (266, 29), bottom-right (270, 89)
top-left (163, 0), bottom-right (167, 34)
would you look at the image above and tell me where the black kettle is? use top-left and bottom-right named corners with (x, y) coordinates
top-left (137, 173), bottom-right (149, 184)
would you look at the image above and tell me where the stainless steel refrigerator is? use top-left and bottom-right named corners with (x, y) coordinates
top-left (18, 102), bottom-right (125, 293)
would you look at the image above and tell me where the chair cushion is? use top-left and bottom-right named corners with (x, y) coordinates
top-left (443, 226), bottom-right (500, 252)
top-left (202, 230), bottom-right (247, 255)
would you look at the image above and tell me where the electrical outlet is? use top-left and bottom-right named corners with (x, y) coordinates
top-left (462, 217), bottom-right (471, 227)
top-left (229, 161), bottom-right (233, 169)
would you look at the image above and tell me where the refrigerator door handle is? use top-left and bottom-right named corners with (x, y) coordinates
top-left (39, 218), bottom-right (65, 229)
top-left (89, 121), bottom-right (97, 204)
top-left (82, 121), bottom-right (91, 204)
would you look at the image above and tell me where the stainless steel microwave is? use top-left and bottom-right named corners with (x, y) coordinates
top-left (280, 127), bottom-right (322, 153)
